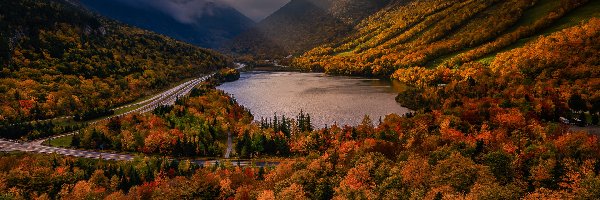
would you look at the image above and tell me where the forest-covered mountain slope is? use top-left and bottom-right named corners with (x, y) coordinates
top-left (294, 0), bottom-right (600, 76)
top-left (224, 0), bottom-right (391, 58)
top-left (0, 1), bottom-right (599, 199)
top-left (78, 0), bottom-right (255, 49)
top-left (1, 19), bottom-right (599, 197)
top-left (0, 0), bottom-right (229, 124)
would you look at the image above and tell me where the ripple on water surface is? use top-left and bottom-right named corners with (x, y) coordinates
top-left (217, 71), bottom-right (410, 128)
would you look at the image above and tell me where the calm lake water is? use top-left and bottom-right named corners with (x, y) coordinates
top-left (217, 71), bottom-right (410, 128)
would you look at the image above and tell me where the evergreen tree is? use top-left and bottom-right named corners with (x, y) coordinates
top-left (273, 114), bottom-right (279, 132)
top-left (257, 167), bottom-right (265, 180)
top-left (592, 114), bottom-right (599, 126)
top-left (173, 138), bottom-right (183, 157)
top-left (569, 94), bottom-right (587, 112)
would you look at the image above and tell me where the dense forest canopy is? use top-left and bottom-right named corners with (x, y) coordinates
top-left (0, 0), bottom-right (599, 199)
top-left (0, 0), bottom-right (229, 124)
top-left (5, 19), bottom-right (596, 198)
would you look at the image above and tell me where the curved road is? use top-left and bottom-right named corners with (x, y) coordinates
top-left (0, 64), bottom-right (268, 167)
top-left (0, 139), bottom-right (277, 167)
top-left (8, 64), bottom-right (242, 126)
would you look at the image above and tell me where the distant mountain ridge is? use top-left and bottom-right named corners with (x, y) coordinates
top-left (79, 0), bottom-right (255, 49)
top-left (224, 0), bottom-right (391, 58)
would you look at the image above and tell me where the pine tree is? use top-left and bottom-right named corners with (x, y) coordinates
top-left (71, 133), bottom-right (81, 147)
top-left (173, 138), bottom-right (183, 157)
top-left (273, 114), bottom-right (279, 132)
top-left (306, 114), bottom-right (313, 132)
top-left (569, 94), bottom-right (587, 113)
top-left (298, 110), bottom-right (305, 131)
top-left (257, 167), bottom-right (265, 180)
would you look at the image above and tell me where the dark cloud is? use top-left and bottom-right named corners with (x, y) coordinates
top-left (114, 0), bottom-right (289, 22)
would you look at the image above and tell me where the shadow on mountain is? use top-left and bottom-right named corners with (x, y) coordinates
top-left (223, 0), bottom-right (390, 58)
top-left (79, 0), bottom-right (255, 49)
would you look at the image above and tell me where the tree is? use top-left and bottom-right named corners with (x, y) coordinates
top-left (279, 183), bottom-right (308, 200)
top-left (71, 134), bottom-right (81, 147)
top-left (431, 153), bottom-right (483, 193)
top-left (357, 115), bottom-right (375, 137)
top-left (0, 32), bottom-right (10, 66)
top-left (568, 94), bottom-right (587, 113)
top-left (89, 169), bottom-right (109, 188)
top-left (591, 100), bottom-right (600, 114)
top-left (483, 151), bottom-right (513, 184)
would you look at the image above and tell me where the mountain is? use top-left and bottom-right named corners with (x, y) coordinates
top-left (0, 0), bottom-right (228, 124)
top-left (294, 0), bottom-right (600, 76)
top-left (224, 0), bottom-right (390, 58)
top-left (1, 0), bottom-right (600, 199)
top-left (78, 0), bottom-right (255, 49)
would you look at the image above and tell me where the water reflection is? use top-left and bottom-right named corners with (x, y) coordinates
top-left (217, 71), bottom-right (410, 128)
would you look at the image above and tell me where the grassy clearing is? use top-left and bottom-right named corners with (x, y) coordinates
top-left (477, 56), bottom-right (495, 66)
top-left (335, 50), bottom-right (355, 57)
top-left (47, 135), bottom-right (73, 148)
top-left (113, 104), bottom-right (143, 116)
top-left (540, 0), bottom-right (600, 34)
top-left (476, 0), bottom-right (600, 64)
top-left (509, 0), bottom-right (561, 30)
top-left (504, 0), bottom-right (600, 50)
top-left (426, 0), bottom-right (560, 68)
top-left (54, 119), bottom-right (81, 127)
top-left (427, 49), bottom-right (466, 68)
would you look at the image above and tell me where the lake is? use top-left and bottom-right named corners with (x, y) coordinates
top-left (217, 71), bottom-right (410, 128)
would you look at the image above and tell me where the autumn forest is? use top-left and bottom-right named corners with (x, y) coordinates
top-left (1, 0), bottom-right (599, 199)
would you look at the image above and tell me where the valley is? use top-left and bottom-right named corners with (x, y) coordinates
top-left (0, 0), bottom-right (599, 199)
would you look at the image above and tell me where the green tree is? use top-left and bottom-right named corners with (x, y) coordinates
top-left (483, 151), bottom-right (513, 184)
top-left (71, 134), bottom-right (81, 147)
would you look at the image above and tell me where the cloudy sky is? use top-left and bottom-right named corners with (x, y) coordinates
top-left (117, 0), bottom-right (290, 22)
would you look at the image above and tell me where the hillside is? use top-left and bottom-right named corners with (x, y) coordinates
top-left (224, 0), bottom-right (390, 58)
top-left (1, 0), bottom-right (600, 199)
top-left (0, 0), bottom-right (229, 124)
top-left (79, 0), bottom-right (255, 49)
top-left (1, 19), bottom-right (599, 197)
top-left (294, 0), bottom-right (599, 76)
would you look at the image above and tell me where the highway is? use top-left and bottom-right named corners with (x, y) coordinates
top-left (8, 63), bottom-right (246, 126)
top-left (0, 64), bottom-right (265, 167)
top-left (0, 138), bottom-right (278, 167)
top-left (0, 139), bottom-right (135, 161)
top-left (29, 63), bottom-right (246, 145)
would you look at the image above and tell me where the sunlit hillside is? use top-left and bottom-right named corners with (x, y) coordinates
top-left (294, 0), bottom-right (600, 76)
top-left (0, 0), bottom-right (598, 199)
